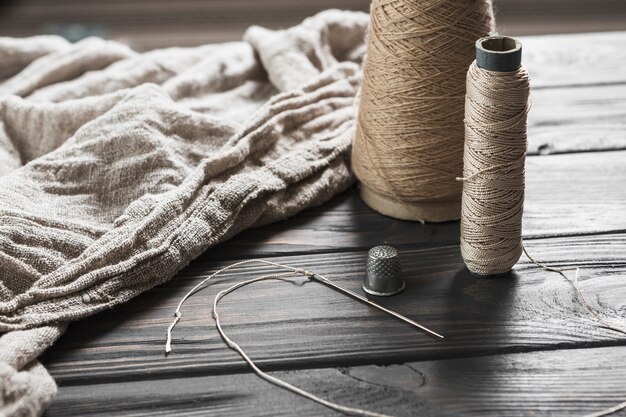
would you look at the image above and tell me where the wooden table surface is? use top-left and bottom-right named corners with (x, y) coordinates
top-left (39, 30), bottom-right (626, 416)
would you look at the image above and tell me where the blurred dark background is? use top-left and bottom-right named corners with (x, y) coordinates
top-left (0, 0), bottom-right (625, 50)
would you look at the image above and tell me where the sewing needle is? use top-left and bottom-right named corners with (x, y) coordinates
top-left (309, 273), bottom-right (445, 340)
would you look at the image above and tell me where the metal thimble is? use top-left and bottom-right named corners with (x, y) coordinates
top-left (362, 245), bottom-right (406, 296)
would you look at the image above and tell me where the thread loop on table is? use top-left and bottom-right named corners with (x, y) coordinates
top-left (165, 258), bottom-right (443, 417)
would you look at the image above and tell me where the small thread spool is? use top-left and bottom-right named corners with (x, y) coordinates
top-left (352, 0), bottom-right (494, 223)
top-left (460, 36), bottom-right (530, 276)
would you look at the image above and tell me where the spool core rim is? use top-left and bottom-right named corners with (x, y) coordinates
top-left (362, 281), bottom-right (406, 297)
top-left (475, 35), bottom-right (522, 72)
top-left (359, 185), bottom-right (460, 223)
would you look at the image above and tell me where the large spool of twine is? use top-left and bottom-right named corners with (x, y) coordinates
top-left (352, 0), bottom-right (494, 223)
top-left (460, 36), bottom-right (530, 276)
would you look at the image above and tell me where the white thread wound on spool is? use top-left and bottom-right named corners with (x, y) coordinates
top-left (352, 0), bottom-right (494, 223)
top-left (460, 61), bottom-right (530, 276)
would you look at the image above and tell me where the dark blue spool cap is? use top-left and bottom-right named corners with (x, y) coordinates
top-left (475, 36), bottom-right (522, 72)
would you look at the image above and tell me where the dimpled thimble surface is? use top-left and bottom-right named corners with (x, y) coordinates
top-left (362, 245), bottom-right (405, 296)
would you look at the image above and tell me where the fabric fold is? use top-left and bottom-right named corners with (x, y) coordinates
top-left (0, 10), bottom-right (368, 417)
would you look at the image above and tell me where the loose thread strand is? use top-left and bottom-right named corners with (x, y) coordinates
top-left (583, 400), bottom-right (626, 417)
top-left (213, 273), bottom-right (393, 417)
top-left (522, 246), bottom-right (626, 336)
top-left (522, 245), bottom-right (626, 417)
top-left (165, 254), bottom-right (626, 417)
top-left (165, 259), bottom-right (303, 353)
top-left (165, 259), bottom-right (442, 417)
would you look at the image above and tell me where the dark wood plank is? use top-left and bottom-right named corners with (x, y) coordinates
top-left (41, 231), bottom-right (626, 384)
top-left (524, 31), bottom-right (626, 88)
top-left (45, 345), bottom-right (626, 416)
top-left (528, 84), bottom-right (626, 155)
top-left (207, 150), bottom-right (626, 259)
top-left (523, 150), bottom-right (626, 238)
top-left (207, 188), bottom-right (459, 259)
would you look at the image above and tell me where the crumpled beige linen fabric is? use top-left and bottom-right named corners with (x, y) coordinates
top-left (0, 10), bottom-right (369, 416)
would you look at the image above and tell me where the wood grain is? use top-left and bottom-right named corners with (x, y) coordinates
top-left (523, 150), bottom-right (626, 238)
top-left (41, 232), bottom-right (626, 384)
top-left (524, 31), bottom-right (626, 88)
top-left (528, 84), bottom-right (626, 155)
top-left (44, 345), bottom-right (626, 416)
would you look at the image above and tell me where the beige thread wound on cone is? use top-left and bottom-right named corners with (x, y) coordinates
top-left (460, 61), bottom-right (530, 276)
top-left (352, 0), bottom-right (494, 222)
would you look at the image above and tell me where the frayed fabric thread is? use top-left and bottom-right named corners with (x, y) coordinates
top-left (166, 259), bottom-right (398, 417)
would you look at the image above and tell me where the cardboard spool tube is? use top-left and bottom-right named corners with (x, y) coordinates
top-left (359, 185), bottom-right (460, 223)
top-left (467, 35), bottom-right (523, 278)
top-left (475, 35), bottom-right (522, 72)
